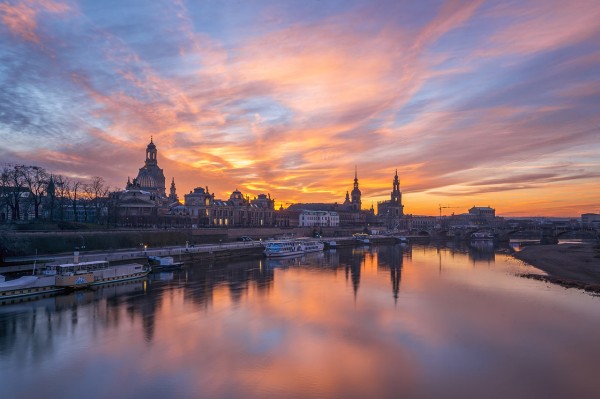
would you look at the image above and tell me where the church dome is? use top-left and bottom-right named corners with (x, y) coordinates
top-left (136, 169), bottom-right (160, 188)
top-left (230, 189), bottom-right (243, 200)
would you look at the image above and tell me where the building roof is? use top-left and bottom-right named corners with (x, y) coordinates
top-left (287, 203), bottom-right (338, 212)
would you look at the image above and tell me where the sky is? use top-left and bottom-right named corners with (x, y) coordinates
top-left (1, 0), bottom-right (599, 217)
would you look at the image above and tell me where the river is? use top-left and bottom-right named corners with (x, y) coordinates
top-left (1, 243), bottom-right (599, 398)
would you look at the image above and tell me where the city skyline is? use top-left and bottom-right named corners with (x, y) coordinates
top-left (1, 1), bottom-right (600, 217)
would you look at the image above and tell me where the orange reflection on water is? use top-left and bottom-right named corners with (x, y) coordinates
top-left (3, 245), bottom-right (600, 398)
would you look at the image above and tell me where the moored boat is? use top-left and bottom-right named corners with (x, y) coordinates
top-left (471, 231), bottom-right (494, 240)
top-left (264, 238), bottom-right (324, 258)
top-left (324, 241), bottom-right (338, 249)
top-left (353, 233), bottom-right (371, 245)
top-left (393, 236), bottom-right (409, 244)
top-left (44, 260), bottom-right (149, 290)
top-left (0, 275), bottom-right (63, 300)
top-left (148, 256), bottom-right (184, 271)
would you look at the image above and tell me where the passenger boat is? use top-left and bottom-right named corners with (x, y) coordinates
top-left (264, 238), bottom-right (324, 258)
top-left (0, 274), bottom-right (63, 300)
top-left (148, 256), bottom-right (184, 271)
top-left (353, 233), bottom-right (371, 245)
top-left (43, 261), bottom-right (149, 290)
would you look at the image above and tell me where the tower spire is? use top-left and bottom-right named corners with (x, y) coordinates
top-left (351, 166), bottom-right (361, 211)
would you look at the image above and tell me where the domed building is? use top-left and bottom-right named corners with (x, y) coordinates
top-left (127, 137), bottom-right (166, 197)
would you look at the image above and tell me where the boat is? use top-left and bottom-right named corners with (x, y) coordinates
top-left (148, 256), bottom-right (184, 271)
top-left (0, 274), bottom-right (63, 300)
top-left (43, 260), bottom-right (149, 290)
top-left (471, 231), bottom-right (494, 240)
top-left (393, 236), bottom-right (409, 244)
top-left (323, 241), bottom-right (338, 249)
top-left (264, 238), bottom-right (324, 258)
top-left (353, 233), bottom-right (371, 245)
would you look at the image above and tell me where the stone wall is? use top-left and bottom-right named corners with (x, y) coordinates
top-left (0, 226), bottom-right (366, 257)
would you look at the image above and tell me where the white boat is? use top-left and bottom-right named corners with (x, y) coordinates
top-left (393, 236), bottom-right (409, 244)
top-left (43, 260), bottom-right (149, 289)
top-left (264, 238), bottom-right (324, 258)
top-left (148, 256), bottom-right (184, 271)
top-left (353, 233), bottom-right (371, 245)
top-left (0, 274), bottom-right (63, 300)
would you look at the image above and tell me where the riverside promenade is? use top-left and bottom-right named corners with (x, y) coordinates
top-left (1, 234), bottom-right (419, 274)
top-left (1, 241), bottom-right (266, 273)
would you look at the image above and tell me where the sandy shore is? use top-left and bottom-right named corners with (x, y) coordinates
top-left (513, 242), bottom-right (600, 292)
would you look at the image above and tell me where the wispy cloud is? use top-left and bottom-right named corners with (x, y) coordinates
top-left (1, 0), bottom-right (599, 215)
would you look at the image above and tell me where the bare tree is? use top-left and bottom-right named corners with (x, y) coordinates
top-left (22, 166), bottom-right (49, 219)
top-left (66, 179), bottom-right (82, 222)
top-left (0, 167), bottom-right (11, 221)
top-left (54, 175), bottom-right (70, 222)
top-left (3, 166), bottom-right (27, 221)
top-left (85, 176), bottom-right (110, 224)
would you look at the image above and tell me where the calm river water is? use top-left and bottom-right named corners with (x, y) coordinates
top-left (1, 243), bottom-right (599, 399)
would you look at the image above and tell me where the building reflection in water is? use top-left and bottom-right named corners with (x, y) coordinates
top-left (0, 242), bottom-right (503, 363)
top-left (2, 243), bottom-right (600, 399)
top-left (376, 244), bottom-right (411, 305)
top-left (0, 240), bottom-right (508, 359)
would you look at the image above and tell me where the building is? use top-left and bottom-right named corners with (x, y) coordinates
top-left (110, 183), bottom-right (159, 227)
top-left (469, 206), bottom-right (496, 225)
top-left (184, 186), bottom-right (213, 226)
top-left (582, 213), bottom-right (600, 228)
top-left (285, 168), bottom-right (367, 228)
top-left (407, 215), bottom-right (436, 231)
top-left (108, 138), bottom-right (181, 226)
top-left (299, 210), bottom-right (339, 227)
top-left (184, 188), bottom-right (276, 227)
top-left (377, 170), bottom-right (404, 229)
top-left (341, 166), bottom-right (362, 212)
top-left (129, 137), bottom-right (167, 197)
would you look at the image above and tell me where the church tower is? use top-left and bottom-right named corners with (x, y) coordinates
top-left (391, 169), bottom-right (402, 206)
top-left (343, 191), bottom-right (350, 205)
top-left (169, 178), bottom-right (178, 203)
top-left (132, 137), bottom-right (166, 197)
top-left (146, 137), bottom-right (158, 166)
top-left (351, 166), bottom-right (362, 211)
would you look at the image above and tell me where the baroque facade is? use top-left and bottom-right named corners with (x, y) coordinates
top-left (113, 138), bottom-right (177, 225)
top-left (285, 168), bottom-right (369, 228)
top-left (184, 187), bottom-right (275, 227)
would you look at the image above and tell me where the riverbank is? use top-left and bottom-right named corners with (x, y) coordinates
top-left (513, 242), bottom-right (600, 293)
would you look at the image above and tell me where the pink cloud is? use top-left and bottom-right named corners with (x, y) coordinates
top-left (0, 0), bottom-right (71, 44)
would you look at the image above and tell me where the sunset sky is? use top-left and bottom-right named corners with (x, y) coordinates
top-left (1, 0), bottom-right (599, 217)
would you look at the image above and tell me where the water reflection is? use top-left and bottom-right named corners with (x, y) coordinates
top-left (1, 244), bottom-right (600, 399)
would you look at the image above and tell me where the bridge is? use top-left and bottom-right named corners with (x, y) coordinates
top-left (416, 226), bottom-right (600, 243)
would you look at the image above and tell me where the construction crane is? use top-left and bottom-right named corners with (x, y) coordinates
top-left (438, 204), bottom-right (459, 218)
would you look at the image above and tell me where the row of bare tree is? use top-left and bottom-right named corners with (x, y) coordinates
top-left (0, 164), bottom-right (113, 224)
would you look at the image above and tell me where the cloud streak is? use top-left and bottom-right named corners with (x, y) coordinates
top-left (0, 0), bottom-right (599, 216)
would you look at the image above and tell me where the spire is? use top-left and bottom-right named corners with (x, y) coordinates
top-left (150, 135), bottom-right (153, 144)
top-left (351, 166), bottom-right (361, 210)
